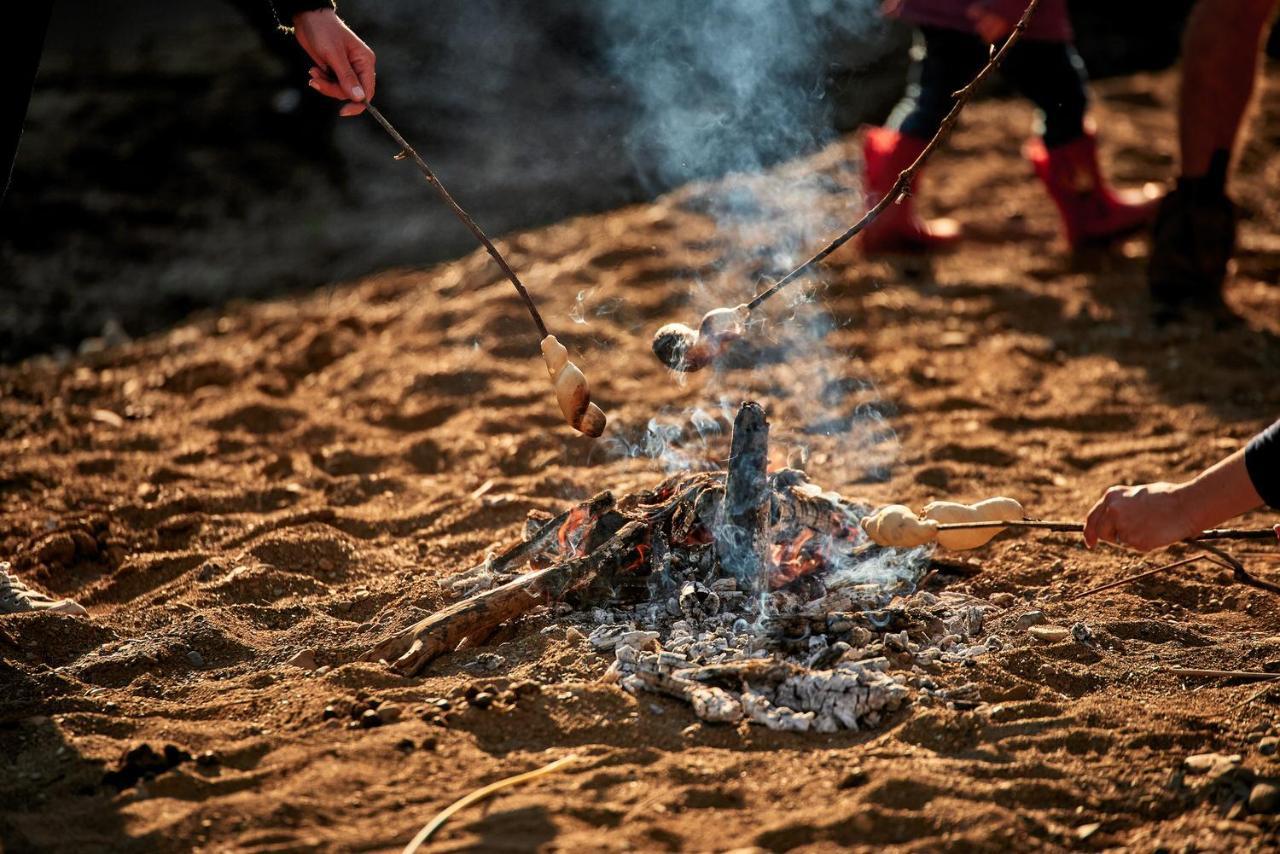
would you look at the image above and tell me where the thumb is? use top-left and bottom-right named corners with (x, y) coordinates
top-left (330, 55), bottom-right (366, 103)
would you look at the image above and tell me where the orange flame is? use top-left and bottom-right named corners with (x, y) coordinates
top-left (769, 529), bottom-right (826, 589)
top-left (620, 542), bottom-right (650, 574)
top-left (557, 506), bottom-right (593, 557)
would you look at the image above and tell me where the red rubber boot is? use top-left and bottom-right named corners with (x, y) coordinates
top-left (859, 127), bottom-right (960, 255)
top-left (1026, 132), bottom-right (1160, 249)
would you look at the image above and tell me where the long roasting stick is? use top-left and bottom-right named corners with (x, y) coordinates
top-left (651, 0), bottom-right (1044, 372)
top-left (365, 104), bottom-right (606, 436)
top-left (744, 0), bottom-right (1043, 313)
top-left (364, 104), bottom-right (548, 338)
top-left (933, 520), bottom-right (1280, 541)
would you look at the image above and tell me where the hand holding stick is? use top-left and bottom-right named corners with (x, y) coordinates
top-left (651, 0), bottom-right (1043, 372)
top-left (365, 104), bottom-right (606, 437)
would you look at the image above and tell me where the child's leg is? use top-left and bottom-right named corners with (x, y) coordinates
top-left (1004, 41), bottom-right (1159, 249)
top-left (861, 26), bottom-right (980, 253)
top-left (998, 41), bottom-right (1088, 147)
top-left (888, 26), bottom-right (989, 140)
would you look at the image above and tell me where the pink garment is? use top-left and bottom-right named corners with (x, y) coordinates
top-left (884, 0), bottom-right (1073, 42)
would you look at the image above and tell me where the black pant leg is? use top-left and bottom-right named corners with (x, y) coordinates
top-left (894, 26), bottom-right (988, 139)
top-left (2, 1), bottom-right (54, 205)
top-left (998, 40), bottom-right (1088, 147)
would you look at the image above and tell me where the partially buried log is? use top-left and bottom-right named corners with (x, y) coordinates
top-left (364, 521), bottom-right (647, 675)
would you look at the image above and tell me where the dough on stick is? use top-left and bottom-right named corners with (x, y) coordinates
top-left (860, 504), bottom-right (939, 548)
top-left (651, 304), bottom-right (749, 372)
top-left (541, 335), bottom-right (607, 437)
top-left (922, 497), bottom-right (1024, 550)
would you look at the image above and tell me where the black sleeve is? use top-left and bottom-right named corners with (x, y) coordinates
top-left (1245, 419), bottom-right (1280, 509)
top-left (271, 0), bottom-right (334, 27)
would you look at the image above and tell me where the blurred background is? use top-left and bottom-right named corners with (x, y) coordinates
top-left (0, 0), bottom-right (1232, 361)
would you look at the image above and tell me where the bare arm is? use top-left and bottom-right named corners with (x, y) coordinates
top-left (1084, 448), bottom-right (1265, 552)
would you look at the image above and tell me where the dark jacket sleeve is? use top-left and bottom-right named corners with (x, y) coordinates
top-left (1245, 419), bottom-right (1280, 510)
top-left (271, 0), bottom-right (334, 27)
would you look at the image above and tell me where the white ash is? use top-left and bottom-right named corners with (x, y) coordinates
top-left (580, 571), bottom-right (1000, 732)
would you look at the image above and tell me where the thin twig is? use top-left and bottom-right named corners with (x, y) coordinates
top-left (1167, 668), bottom-right (1280, 682)
top-left (364, 104), bottom-right (549, 340)
top-left (402, 754), bottom-right (578, 853)
top-left (1198, 542), bottom-right (1280, 595)
top-left (745, 0), bottom-right (1043, 312)
top-left (1230, 682), bottom-right (1279, 712)
top-left (1078, 555), bottom-right (1209, 599)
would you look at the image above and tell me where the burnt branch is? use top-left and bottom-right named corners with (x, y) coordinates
top-left (717, 402), bottom-right (771, 585)
top-left (364, 521), bottom-right (648, 676)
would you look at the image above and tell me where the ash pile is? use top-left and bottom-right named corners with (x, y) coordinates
top-left (367, 402), bottom-right (1001, 732)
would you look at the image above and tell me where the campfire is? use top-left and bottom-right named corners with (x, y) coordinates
top-left (366, 401), bottom-right (999, 732)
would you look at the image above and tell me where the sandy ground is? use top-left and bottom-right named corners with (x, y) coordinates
top-left (4, 68), bottom-right (1280, 852)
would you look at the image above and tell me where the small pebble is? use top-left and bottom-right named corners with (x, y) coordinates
top-left (376, 703), bottom-right (403, 725)
top-left (286, 649), bottom-right (318, 670)
top-left (359, 709), bottom-right (382, 729)
top-left (989, 592), bottom-right (1016, 608)
top-left (322, 705), bottom-right (339, 721)
top-left (187, 651), bottom-right (204, 668)
top-left (1260, 736), bottom-right (1278, 756)
top-left (195, 750), bottom-right (220, 767)
top-left (1028, 625), bottom-right (1070, 643)
top-left (1184, 752), bottom-right (1239, 774)
top-left (468, 691), bottom-right (495, 710)
top-left (1250, 783), bottom-right (1280, 813)
top-left (1015, 611), bottom-right (1044, 630)
top-left (1070, 622), bottom-right (1093, 644)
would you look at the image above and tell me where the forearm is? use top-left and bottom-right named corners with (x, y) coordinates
top-left (1176, 448), bottom-right (1264, 532)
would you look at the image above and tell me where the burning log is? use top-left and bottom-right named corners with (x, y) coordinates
top-left (717, 402), bottom-right (771, 586)
top-left (363, 400), bottom-right (906, 676)
top-left (445, 491), bottom-right (616, 595)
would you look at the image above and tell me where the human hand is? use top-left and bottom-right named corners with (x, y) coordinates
top-left (1082, 482), bottom-right (1201, 552)
top-left (966, 4), bottom-right (1013, 43)
top-left (292, 9), bottom-right (376, 116)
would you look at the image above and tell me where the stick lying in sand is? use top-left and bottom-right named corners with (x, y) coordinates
top-left (651, 0), bottom-right (1044, 373)
top-left (402, 754), bottom-right (578, 853)
top-left (364, 104), bottom-right (606, 437)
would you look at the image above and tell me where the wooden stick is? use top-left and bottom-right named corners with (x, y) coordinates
top-left (402, 754), bottom-right (578, 853)
top-left (364, 104), bottom-right (549, 339)
top-left (1077, 555), bottom-right (1208, 598)
top-left (744, 0), bottom-right (1042, 313)
top-left (934, 519), bottom-right (1278, 541)
top-left (1167, 668), bottom-right (1280, 682)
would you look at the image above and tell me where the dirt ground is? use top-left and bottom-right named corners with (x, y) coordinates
top-left (4, 67), bottom-right (1280, 852)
